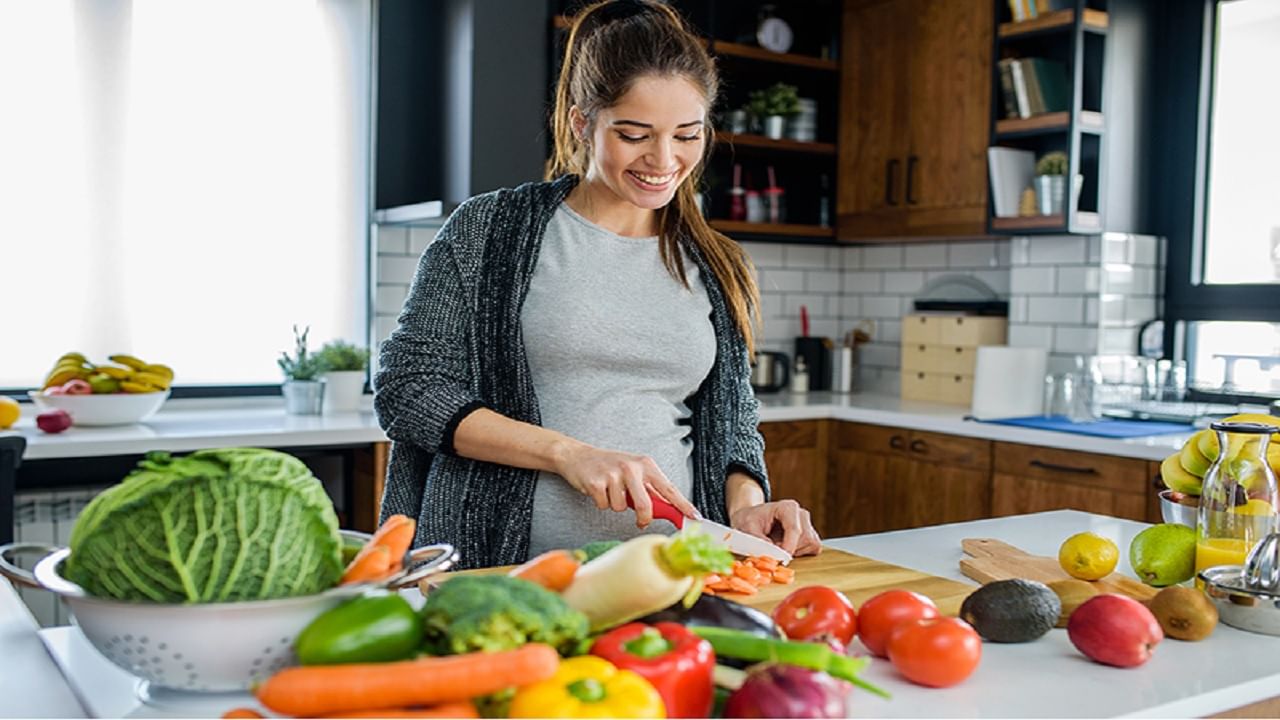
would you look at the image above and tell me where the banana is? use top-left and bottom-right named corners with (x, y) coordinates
top-left (97, 365), bottom-right (135, 380)
top-left (108, 354), bottom-right (149, 371)
top-left (140, 363), bottom-right (174, 381)
top-left (43, 367), bottom-right (88, 389)
top-left (58, 352), bottom-right (87, 365)
top-left (131, 371), bottom-right (171, 390)
top-left (120, 380), bottom-right (163, 393)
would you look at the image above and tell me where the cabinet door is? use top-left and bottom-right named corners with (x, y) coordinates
top-left (830, 448), bottom-right (915, 536)
top-left (992, 473), bottom-right (1147, 521)
top-left (902, 0), bottom-right (992, 236)
top-left (761, 421), bottom-right (830, 537)
top-left (837, 0), bottom-right (909, 237)
top-left (906, 460), bottom-right (991, 527)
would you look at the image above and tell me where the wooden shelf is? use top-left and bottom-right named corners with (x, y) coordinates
top-left (998, 8), bottom-right (1108, 38)
top-left (995, 110), bottom-right (1105, 137)
top-left (991, 214), bottom-right (1065, 231)
top-left (710, 41), bottom-right (839, 71)
top-left (717, 133), bottom-right (836, 155)
top-left (710, 220), bottom-right (836, 238)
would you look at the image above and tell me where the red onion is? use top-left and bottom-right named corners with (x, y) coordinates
top-left (723, 664), bottom-right (851, 718)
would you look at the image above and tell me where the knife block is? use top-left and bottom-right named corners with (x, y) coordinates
top-left (794, 337), bottom-right (831, 392)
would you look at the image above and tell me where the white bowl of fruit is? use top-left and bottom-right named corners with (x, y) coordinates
top-left (30, 352), bottom-right (173, 428)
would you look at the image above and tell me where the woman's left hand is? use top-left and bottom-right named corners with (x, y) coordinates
top-left (729, 499), bottom-right (823, 557)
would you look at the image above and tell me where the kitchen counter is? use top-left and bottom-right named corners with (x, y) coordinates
top-left (757, 391), bottom-right (1193, 462)
top-left (9, 393), bottom-right (1191, 463)
top-left (2, 510), bottom-right (1278, 718)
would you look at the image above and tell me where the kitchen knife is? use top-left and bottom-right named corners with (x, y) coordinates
top-left (627, 489), bottom-right (793, 565)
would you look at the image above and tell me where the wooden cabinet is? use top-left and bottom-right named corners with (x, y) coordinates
top-left (991, 442), bottom-right (1157, 522)
top-left (838, 0), bottom-right (992, 240)
top-left (828, 423), bottom-right (992, 536)
top-left (760, 420), bottom-right (831, 537)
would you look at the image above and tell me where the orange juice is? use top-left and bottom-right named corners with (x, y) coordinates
top-left (1195, 537), bottom-right (1249, 574)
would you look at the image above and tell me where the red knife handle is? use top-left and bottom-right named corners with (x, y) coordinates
top-left (626, 488), bottom-right (685, 529)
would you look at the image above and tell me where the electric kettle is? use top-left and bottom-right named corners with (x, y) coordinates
top-left (751, 351), bottom-right (790, 393)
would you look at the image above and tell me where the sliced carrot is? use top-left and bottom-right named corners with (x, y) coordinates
top-left (703, 573), bottom-right (724, 585)
top-left (771, 567), bottom-right (795, 584)
top-left (319, 702), bottom-right (480, 718)
top-left (733, 564), bottom-right (762, 583)
top-left (702, 587), bottom-right (717, 596)
top-left (726, 576), bottom-right (759, 595)
top-left (509, 549), bottom-right (580, 592)
top-left (256, 644), bottom-right (559, 718)
top-left (706, 580), bottom-right (733, 592)
top-left (340, 546), bottom-right (394, 585)
top-left (220, 709), bottom-right (264, 719)
top-left (752, 556), bottom-right (780, 572)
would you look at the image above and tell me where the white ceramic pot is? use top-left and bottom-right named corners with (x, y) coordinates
top-left (321, 370), bottom-right (365, 413)
top-left (763, 115), bottom-right (786, 139)
top-left (282, 379), bottom-right (325, 415)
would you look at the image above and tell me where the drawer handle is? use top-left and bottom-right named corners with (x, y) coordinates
top-left (909, 439), bottom-right (928, 454)
top-left (955, 347), bottom-right (963, 354)
top-left (890, 435), bottom-right (907, 450)
top-left (1030, 460), bottom-right (1098, 475)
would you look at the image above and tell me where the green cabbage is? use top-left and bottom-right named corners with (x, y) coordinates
top-left (65, 448), bottom-right (343, 603)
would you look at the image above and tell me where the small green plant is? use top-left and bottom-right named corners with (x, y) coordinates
top-left (747, 83), bottom-right (801, 118)
top-left (316, 340), bottom-right (370, 373)
top-left (278, 325), bottom-right (324, 381)
top-left (1035, 151), bottom-right (1069, 176)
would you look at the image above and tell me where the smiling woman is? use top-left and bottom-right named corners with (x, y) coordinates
top-left (0, 1), bottom-right (371, 390)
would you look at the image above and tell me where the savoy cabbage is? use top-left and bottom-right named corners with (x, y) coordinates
top-left (65, 448), bottom-right (344, 603)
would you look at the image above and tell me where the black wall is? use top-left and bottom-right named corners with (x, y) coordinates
top-left (376, 0), bottom-right (445, 210)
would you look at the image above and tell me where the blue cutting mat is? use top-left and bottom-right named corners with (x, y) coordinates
top-left (980, 415), bottom-right (1192, 438)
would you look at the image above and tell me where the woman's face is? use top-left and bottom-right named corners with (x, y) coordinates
top-left (575, 74), bottom-right (708, 211)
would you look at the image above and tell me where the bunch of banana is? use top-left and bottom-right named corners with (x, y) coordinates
top-left (42, 352), bottom-right (93, 390)
top-left (104, 354), bottom-right (175, 393)
top-left (1161, 413), bottom-right (1280, 495)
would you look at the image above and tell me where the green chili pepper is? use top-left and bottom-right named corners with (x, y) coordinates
top-left (690, 626), bottom-right (890, 699)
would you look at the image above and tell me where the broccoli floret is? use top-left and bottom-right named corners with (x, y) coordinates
top-left (420, 575), bottom-right (589, 655)
top-left (576, 540), bottom-right (622, 563)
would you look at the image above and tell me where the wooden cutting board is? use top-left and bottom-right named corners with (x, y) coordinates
top-left (427, 548), bottom-right (975, 616)
top-left (959, 538), bottom-right (1157, 601)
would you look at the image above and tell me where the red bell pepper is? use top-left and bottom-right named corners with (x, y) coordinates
top-left (590, 622), bottom-right (715, 718)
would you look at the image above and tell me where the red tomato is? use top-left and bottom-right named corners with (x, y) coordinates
top-left (771, 586), bottom-right (858, 644)
top-left (888, 617), bottom-right (982, 688)
top-left (855, 589), bottom-right (940, 657)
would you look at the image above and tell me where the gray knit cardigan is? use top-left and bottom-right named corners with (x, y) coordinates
top-left (373, 174), bottom-right (769, 569)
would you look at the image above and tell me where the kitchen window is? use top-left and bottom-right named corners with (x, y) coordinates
top-left (0, 0), bottom-right (372, 393)
top-left (1163, 0), bottom-right (1280, 399)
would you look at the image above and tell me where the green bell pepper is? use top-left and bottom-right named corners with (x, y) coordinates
top-left (295, 592), bottom-right (423, 665)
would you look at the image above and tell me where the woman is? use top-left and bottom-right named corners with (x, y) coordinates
top-left (374, 0), bottom-right (822, 569)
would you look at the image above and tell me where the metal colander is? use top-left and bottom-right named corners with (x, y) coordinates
top-left (0, 534), bottom-right (457, 692)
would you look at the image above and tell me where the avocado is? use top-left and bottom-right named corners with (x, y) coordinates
top-left (960, 578), bottom-right (1061, 643)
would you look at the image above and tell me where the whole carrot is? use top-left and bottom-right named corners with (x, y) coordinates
top-left (220, 709), bottom-right (264, 719)
top-left (341, 515), bottom-right (416, 585)
top-left (255, 644), bottom-right (559, 717)
top-left (508, 549), bottom-right (580, 592)
top-left (319, 702), bottom-right (480, 718)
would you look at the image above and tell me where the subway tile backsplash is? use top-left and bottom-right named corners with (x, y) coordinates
top-left (373, 224), bottom-right (1163, 398)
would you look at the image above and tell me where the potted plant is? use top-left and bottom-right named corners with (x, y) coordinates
top-left (1033, 151), bottom-right (1068, 215)
top-left (278, 325), bottom-right (325, 415)
top-left (748, 83), bottom-right (801, 140)
top-left (315, 339), bottom-right (370, 414)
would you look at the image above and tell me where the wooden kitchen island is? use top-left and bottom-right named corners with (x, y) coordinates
top-left (2, 510), bottom-right (1278, 718)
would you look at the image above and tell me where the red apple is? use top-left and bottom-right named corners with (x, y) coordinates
top-left (61, 379), bottom-right (92, 395)
top-left (36, 409), bottom-right (73, 434)
top-left (1067, 594), bottom-right (1163, 667)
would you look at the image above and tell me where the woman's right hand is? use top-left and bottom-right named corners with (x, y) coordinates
top-left (552, 441), bottom-right (700, 528)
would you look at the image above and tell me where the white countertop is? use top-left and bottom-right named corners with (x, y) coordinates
top-left (9, 393), bottom-right (1190, 463)
top-left (3, 510), bottom-right (1278, 718)
top-left (757, 391), bottom-right (1191, 462)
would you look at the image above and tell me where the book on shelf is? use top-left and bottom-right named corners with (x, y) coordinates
top-left (999, 58), bottom-right (1069, 119)
top-left (987, 147), bottom-right (1035, 218)
top-left (1007, 0), bottom-right (1069, 21)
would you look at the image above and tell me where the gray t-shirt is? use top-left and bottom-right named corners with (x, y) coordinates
top-left (522, 203), bottom-right (717, 555)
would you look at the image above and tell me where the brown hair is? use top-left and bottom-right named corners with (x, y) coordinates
top-left (547, 0), bottom-right (760, 353)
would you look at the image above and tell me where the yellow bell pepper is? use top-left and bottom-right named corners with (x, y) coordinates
top-left (509, 655), bottom-right (666, 718)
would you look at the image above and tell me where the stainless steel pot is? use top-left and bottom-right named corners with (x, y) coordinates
top-left (751, 351), bottom-right (790, 393)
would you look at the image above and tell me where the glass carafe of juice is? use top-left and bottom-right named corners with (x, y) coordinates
top-left (1196, 422), bottom-right (1280, 579)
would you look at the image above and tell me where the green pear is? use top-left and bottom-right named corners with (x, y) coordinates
top-left (1130, 523), bottom-right (1197, 587)
top-left (1161, 453), bottom-right (1202, 495)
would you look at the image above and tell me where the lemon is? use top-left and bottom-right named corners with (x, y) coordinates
top-left (1233, 499), bottom-right (1275, 516)
top-left (0, 396), bottom-right (19, 429)
top-left (1059, 532), bottom-right (1119, 581)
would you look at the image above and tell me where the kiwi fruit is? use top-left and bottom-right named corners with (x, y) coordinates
top-left (1149, 586), bottom-right (1219, 641)
top-left (1048, 579), bottom-right (1101, 628)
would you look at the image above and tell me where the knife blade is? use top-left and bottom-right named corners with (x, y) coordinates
top-left (626, 489), bottom-right (793, 565)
